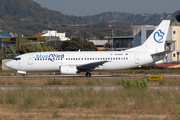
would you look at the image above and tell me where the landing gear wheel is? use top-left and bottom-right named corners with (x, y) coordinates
top-left (23, 74), bottom-right (27, 77)
top-left (86, 72), bottom-right (91, 77)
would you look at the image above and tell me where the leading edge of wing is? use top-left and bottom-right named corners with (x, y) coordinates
top-left (77, 61), bottom-right (109, 71)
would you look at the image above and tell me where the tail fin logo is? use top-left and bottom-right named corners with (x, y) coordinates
top-left (154, 29), bottom-right (165, 43)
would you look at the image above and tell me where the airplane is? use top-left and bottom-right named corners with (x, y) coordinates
top-left (5, 20), bottom-right (171, 77)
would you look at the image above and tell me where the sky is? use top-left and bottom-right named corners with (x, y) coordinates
top-left (33, 0), bottom-right (180, 16)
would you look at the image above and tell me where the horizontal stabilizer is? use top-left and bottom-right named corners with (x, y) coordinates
top-left (151, 51), bottom-right (173, 56)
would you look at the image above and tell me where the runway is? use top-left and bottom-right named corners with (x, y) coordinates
top-left (1, 74), bottom-right (180, 78)
top-left (0, 74), bottom-right (179, 90)
top-left (0, 85), bottom-right (179, 90)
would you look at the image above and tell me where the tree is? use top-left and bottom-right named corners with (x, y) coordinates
top-left (3, 41), bottom-right (55, 56)
top-left (61, 37), bottom-right (98, 51)
top-left (175, 10), bottom-right (180, 22)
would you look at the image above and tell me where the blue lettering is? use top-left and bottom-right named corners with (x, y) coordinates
top-left (36, 54), bottom-right (64, 62)
top-left (36, 54), bottom-right (39, 58)
top-left (61, 54), bottom-right (64, 58)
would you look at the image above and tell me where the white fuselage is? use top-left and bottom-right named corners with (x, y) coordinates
top-left (5, 20), bottom-right (171, 75)
top-left (6, 51), bottom-right (153, 72)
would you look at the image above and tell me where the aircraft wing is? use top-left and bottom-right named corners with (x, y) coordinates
top-left (77, 61), bottom-right (108, 71)
top-left (151, 51), bottom-right (173, 56)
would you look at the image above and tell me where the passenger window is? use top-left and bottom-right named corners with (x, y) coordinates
top-left (87, 58), bottom-right (89, 60)
top-left (85, 58), bottom-right (86, 60)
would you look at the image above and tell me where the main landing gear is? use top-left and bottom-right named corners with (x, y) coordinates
top-left (86, 72), bottom-right (91, 77)
top-left (23, 74), bottom-right (27, 77)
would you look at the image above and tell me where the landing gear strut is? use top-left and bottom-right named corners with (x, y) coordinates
top-left (86, 72), bottom-right (91, 77)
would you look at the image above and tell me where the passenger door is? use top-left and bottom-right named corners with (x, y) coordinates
top-left (28, 55), bottom-right (33, 65)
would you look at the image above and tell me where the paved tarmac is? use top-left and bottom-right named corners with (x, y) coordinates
top-left (0, 85), bottom-right (179, 90)
top-left (1, 74), bottom-right (179, 78)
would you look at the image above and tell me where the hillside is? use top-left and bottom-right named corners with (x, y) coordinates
top-left (84, 11), bottom-right (178, 25)
top-left (0, 0), bottom-right (179, 39)
top-left (0, 0), bottom-right (87, 24)
top-left (0, 0), bottom-right (87, 35)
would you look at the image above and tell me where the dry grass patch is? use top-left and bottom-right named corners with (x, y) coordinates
top-left (0, 88), bottom-right (179, 119)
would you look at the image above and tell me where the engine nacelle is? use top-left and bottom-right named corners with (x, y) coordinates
top-left (59, 65), bottom-right (77, 75)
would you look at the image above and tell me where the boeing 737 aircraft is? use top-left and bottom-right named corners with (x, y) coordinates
top-left (5, 20), bottom-right (171, 77)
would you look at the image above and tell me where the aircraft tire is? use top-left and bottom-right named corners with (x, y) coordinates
top-left (23, 74), bottom-right (27, 77)
top-left (86, 72), bottom-right (91, 77)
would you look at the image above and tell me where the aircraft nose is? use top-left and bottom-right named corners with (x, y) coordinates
top-left (5, 61), bottom-right (10, 68)
top-left (5, 61), bottom-right (13, 69)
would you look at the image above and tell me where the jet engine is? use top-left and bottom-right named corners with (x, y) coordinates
top-left (59, 65), bottom-right (77, 75)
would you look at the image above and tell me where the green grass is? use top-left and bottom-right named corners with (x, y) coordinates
top-left (123, 78), bottom-right (148, 88)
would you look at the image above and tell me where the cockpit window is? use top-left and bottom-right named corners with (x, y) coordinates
top-left (13, 58), bottom-right (21, 61)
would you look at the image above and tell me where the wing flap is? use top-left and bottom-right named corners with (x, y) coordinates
top-left (77, 61), bottom-right (108, 71)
